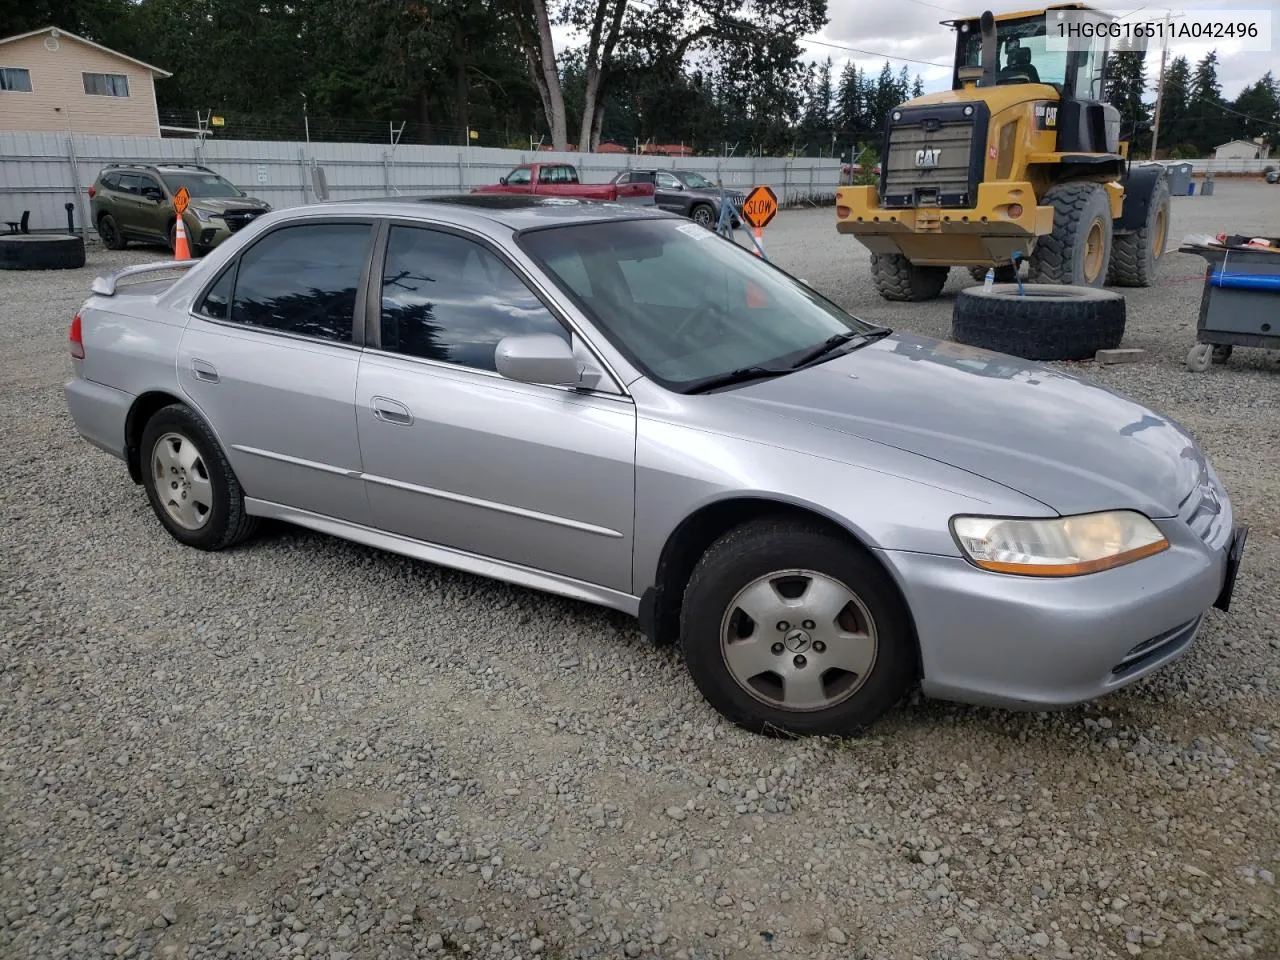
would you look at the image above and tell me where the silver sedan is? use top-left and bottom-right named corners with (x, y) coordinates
top-left (63, 196), bottom-right (1247, 736)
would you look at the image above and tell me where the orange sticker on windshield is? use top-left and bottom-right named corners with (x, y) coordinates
top-left (746, 280), bottom-right (768, 308)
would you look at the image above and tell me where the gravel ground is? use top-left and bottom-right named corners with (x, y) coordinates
top-left (2, 181), bottom-right (1277, 960)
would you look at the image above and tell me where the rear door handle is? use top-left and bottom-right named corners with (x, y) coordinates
top-left (191, 359), bottom-right (219, 383)
top-left (371, 397), bottom-right (412, 426)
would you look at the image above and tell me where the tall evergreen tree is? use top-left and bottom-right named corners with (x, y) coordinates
top-left (1156, 55), bottom-right (1192, 156)
top-left (1188, 50), bottom-right (1228, 153)
top-left (911, 75), bottom-right (925, 99)
top-left (1231, 71), bottom-right (1279, 147)
top-left (1107, 49), bottom-right (1149, 152)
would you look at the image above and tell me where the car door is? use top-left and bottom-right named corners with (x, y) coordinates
top-left (113, 173), bottom-right (151, 240)
top-left (354, 221), bottom-right (637, 593)
top-left (653, 171), bottom-right (683, 213)
top-left (177, 218), bottom-right (376, 525)
top-left (132, 173), bottom-right (170, 242)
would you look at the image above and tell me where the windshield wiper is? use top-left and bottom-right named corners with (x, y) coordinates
top-left (790, 325), bottom-right (892, 369)
top-left (682, 365), bottom-right (792, 394)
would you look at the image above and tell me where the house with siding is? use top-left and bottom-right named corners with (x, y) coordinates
top-left (0, 27), bottom-right (170, 137)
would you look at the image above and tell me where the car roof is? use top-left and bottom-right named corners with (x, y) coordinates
top-left (310, 194), bottom-right (684, 231)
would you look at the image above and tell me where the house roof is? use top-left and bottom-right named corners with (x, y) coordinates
top-left (1214, 139), bottom-right (1262, 149)
top-left (0, 26), bottom-right (172, 78)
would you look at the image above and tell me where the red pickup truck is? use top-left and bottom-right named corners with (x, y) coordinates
top-left (472, 163), bottom-right (655, 203)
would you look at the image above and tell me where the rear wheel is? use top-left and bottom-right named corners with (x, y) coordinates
top-left (97, 213), bottom-right (127, 250)
top-left (870, 253), bottom-right (948, 302)
top-left (139, 403), bottom-right (260, 551)
top-left (680, 517), bottom-right (917, 737)
top-left (967, 264), bottom-right (1019, 283)
top-left (1026, 181), bottom-right (1113, 288)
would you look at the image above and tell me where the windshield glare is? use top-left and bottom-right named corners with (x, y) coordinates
top-left (518, 219), bottom-right (875, 390)
top-left (159, 172), bottom-right (244, 198)
top-left (677, 172), bottom-right (714, 189)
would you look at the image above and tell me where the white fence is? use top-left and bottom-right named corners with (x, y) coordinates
top-left (1176, 158), bottom-right (1274, 174)
top-left (0, 131), bottom-right (843, 233)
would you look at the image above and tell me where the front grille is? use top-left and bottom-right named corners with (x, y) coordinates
top-left (1111, 616), bottom-right (1201, 679)
top-left (222, 208), bottom-right (265, 232)
top-left (880, 102), bottom-right (988, 209)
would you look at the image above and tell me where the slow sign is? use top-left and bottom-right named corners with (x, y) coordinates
top-left (741, 185), bottom-right (778, 230)
top-left (173, 185), bottom-right (191, 215)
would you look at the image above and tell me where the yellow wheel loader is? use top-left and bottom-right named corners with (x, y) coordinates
top-left (835, 3), bottom-right (1172, 302)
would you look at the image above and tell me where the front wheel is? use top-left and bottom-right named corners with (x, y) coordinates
top-left (1026, 181), bottom-right (1113, 288)
top-left (139, 403), bottom-right (260, 550)
top-left (680, 518), bottom-right (917, 737)
top-left (690, 203), bottom-right (715, 228)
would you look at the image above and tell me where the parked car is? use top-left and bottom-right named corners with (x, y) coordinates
top-left (64, 196), bottom-right (1246, 738)
top-left (472, 163), bottom-right (655, 203)
top-left (612, 169), bottom-right (743, 228)
top-left (1265, 167), bottom-right (1279, 184)
top-left (88, 162), bottom-right (271, 256)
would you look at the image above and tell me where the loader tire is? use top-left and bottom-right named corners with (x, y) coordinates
top-left (1026, 182), bottom-right (1113, 288)
top-left (870, 253), bottom-right (948, 302)
top-left (1107, 177), bottom-right (1171, 287)
top-left (951, 283), bottom-right (1125, 362)
top-left (0, 234), bottom-right (86, 271)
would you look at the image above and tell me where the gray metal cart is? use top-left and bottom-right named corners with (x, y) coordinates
top-left (1179, 239), bottom-right (1280, 371)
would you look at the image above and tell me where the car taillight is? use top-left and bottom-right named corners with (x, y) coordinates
top-left (70, 313), bottom-right (85, 359)
top-left (87, 186), bottom-right (96, 199)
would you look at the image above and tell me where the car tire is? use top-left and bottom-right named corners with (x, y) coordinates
top-left (951, 283), bottom-right (1126, 361)
top-left (967, 263), bottom-right (1019, 283)
top-left (97, 213), bottom-right (128, 250)
top-left (679, 517), bottom-right (917, 737)
top-left (1107, 177), bottom-right (1170, 288)
top-left (690, 203), bottom-right (715, 228)
top-left (0, 234), bottom-right (86, 271)
top-left (1026, 181), bottom-right (1114, 288)
top-left (139, 403), bottom-right (260, 551)
top-left (870, 252), bottom-right (949, 302)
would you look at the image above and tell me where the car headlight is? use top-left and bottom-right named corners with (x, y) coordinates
top-left (950, 510), bottom-right (1169, 576)
top-left (192, 208), bottom-right (221, 222)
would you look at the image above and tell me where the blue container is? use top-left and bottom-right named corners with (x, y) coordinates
top-left (1187, 182), bottom-right (1196, 195)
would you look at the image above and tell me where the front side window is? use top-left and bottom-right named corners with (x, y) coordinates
top-left (506, 167), bottom-right (531, 186)
top-left (677, 171), bottom-right (715, 189)
top-left (519, 219), bottom-right (879, 391)
top-left (0, 67), bottom-right (32, 92)
top-left (159, 172), bottom-right (243, 198)
top-left (228, 222), bottom-right (372, 343)
top-left (83, 72), bottom-right (129, 96)
top-left (380, 225), bottom-right (568, 371)
top-left (657, 171), bottom-right (681, 189)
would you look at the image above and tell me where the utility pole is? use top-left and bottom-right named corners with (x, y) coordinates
top-left (1148, 10), bottom-right (1185, 159)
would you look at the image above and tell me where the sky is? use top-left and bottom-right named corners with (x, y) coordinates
top-left (803, 0), bottom-right (1279, 102)
top-left (551, 0), bottom-right (1278, 105)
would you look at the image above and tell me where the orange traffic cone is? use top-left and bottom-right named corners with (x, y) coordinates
top-left (751, 225), bottom-right (765, 258)
top-left (172, 217), bottom-right (191, 261)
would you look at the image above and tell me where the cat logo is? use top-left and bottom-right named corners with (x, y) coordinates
top-left (914, 147), bottom-right (941, 168)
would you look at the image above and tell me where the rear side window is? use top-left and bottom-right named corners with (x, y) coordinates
top-left (197, 264), bottom-right (235, 319)
top-left (227, 222), bottom-right (372, 343)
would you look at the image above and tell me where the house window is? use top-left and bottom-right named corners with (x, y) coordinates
top-left (0, 68), bottom-right (32, 92)
top-left (83, 72), bottom-right (129, 97)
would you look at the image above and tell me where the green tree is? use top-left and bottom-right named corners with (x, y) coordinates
top-left (1107, 49), bottom-right (1149, 152)
top-left (1155, 55), bottom-right (1192, 156)
top-left (1232, 71), bottom-right (1280, 147)
top-left (1187, 50), bottom-right (1228, 153)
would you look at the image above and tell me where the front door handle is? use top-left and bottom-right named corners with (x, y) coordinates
top-left (191, 358), bottom-right (219, 383)
top-left (371, 397), bottom-right (412, 426)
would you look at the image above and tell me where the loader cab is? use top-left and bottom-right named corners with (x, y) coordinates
top-left (949, 5), bottom-right (1120, 154)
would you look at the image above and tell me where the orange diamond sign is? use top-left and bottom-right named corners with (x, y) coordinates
top-left (173, 185), bottom-right (190, 215)
top-left (741, 185), bottom-right (778, 230)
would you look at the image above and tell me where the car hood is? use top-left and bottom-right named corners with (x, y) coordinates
top-left (727, 333), bottom-right (1205, 518)
top-left (190, 196), bottom-right (270, 213)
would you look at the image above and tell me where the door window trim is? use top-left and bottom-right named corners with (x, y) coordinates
top-left (188, 216), bottom-right (377, 350)
top-left (363, 216), bottom-right (632, 401)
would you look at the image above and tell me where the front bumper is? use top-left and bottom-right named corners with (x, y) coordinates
top-left (880, 500), bottom-right (1244, 711)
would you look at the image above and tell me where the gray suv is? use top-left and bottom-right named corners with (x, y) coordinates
top-left (613, 169), bottom-right (743, 228)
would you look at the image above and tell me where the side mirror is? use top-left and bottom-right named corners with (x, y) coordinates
top-left (143, 188), bottom-right (164, 202)
top-left (499, 176), bottom-right (508, 185)
top-left (495, 333), bottom-right (582, 386)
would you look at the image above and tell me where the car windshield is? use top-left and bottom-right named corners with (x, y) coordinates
top-left (518, 218), bottom-right (880, 391)
top-left (158, 171), bottom-right (244, 198)
top-left (676, 171), bottom-right (714, 189)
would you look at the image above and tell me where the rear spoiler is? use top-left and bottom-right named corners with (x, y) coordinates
top-left (90, 259), bottom-right (198, 297)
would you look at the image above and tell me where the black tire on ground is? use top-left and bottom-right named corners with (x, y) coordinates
top-left (967, 263), bottom-right (1019, 283)
top-left (1107, 177), bottom-right (1170, 287)
top-left (679, 516), bottom-right (918, 738)
top-left (951, 283), bottom-right (1126, 361)
top-left (97, 213), bottom-right (128, 250)
top-left (690, 203), bottom-right (715, 228)
top-left (139, 403), bottom-right (261, 551)
top-left (1026, 181), bottom-right (1114, 288)
top-left (870, 252), bottom-right (949, 302)
top-left (0, 234), bottom-right (86, 271)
